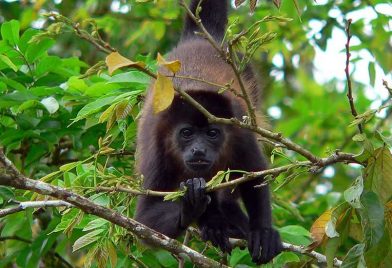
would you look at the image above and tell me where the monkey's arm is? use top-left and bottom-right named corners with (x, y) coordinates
top-left (197, 194), bottom-right (232, 253)
top-left (135, 196), bottom-right (184, 238)
top-left (241, 179), bottom-right (283, 261)
top-left (235, 134), bottom-right (283, 264)
top-left (135, 178), bottom-right (209, 238)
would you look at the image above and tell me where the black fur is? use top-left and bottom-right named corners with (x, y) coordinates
top-left (182, 0), bottom-right (228, 41)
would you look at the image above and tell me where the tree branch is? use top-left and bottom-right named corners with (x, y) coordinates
top-left (94, 151), bottom-right (358, 198)
top-left (383, 79), bottom-right (392, 97)
top-left (0, 149), bottom-right (226, 268)
top-left (344, 19), bottom-right (363, 133)
top-left (0, 235), bottom-right (31, 243)
top-left (188, 227), bottom-right (343, 267)
top-left (0, 200), bottom-right (72, 218)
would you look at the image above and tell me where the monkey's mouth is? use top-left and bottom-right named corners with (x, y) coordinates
top-left (186, 160), bottom-right (212, 171)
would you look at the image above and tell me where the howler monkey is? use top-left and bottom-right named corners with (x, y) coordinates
top-left (135, 0), bottom-right (282, 264)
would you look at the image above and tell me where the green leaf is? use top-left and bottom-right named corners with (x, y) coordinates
top-left (83, 218), bottom-right (108, 232)
top-left (229, 247), bottom-right (251, 266)
top-left (352, 134), bottom-right (365, 142)
top-left (368, 62), bottom-right (376, 87)
top-left (72, 95), bottom-right (117, 124)
top-left (155, 250), bottom-right (177, 267)
top-left (0, 115), bottom-right (16, 128)
top-left (364, 227), bottom-right (391, 267)
top-left (59, 161), bottom-right (82, 172)
top-left (51, 209), bottom-right (80, 234)
top-left (85, 82), bottom-right (120, 97)
top-left (163, 189), bottom-right (186, 201)
top-left (107, 70), bottom-right (150, 85)
top-left (206, 170), bottom-right (226, 189)
top-left (375, 131), bottom-right (392, 147)
top-left (355, 138), bottom-right (374, 162)
top-left (25, 37), bottom-right (55, 63)
top-left (326, 237), bottom-right (341, 268)
top-left (67, 76), bottom-right (88, 92)
top-left (360, 191), bottom-right (385, 250)
top-left (365, 147), bottom-right (392, 203)
top-left (18, 28), bottom-right (39, 53)
top-left (0, 186), bottom-right (15, 201)
top-left (40, 170), bottom-right (62, 183)
top-left (344, 176), bottom-right (363, 209)
top-left (0, 77), bottom-right (26, 91)
top-left (72, 229), bottom-right (104, 252)
top-left (36, 55), bottom-right (62, 76)
top-left (1, 20), bottom-right (20, 46)
top-left (17, 99), bottom-right (40, 113)
top-left (0, 54), bottom-right (18, 71)
top-left (341, 243), bottom-right (366, 268)
top-left (279, 225), bottom-right (311, 245)
top-left (273, 252), bottom-right (299, 267)
top-left (40, 96), bottom-right (59, 114)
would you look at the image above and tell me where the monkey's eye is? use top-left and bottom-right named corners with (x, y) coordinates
top-left (180, 128), bottom-right (193, 139)
top-left (206, 129), bottom-right (220, 138)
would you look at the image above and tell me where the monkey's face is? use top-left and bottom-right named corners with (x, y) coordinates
top-left (175, 123), bottom-right (226, 174)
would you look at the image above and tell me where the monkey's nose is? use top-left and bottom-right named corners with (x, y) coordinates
top-left (191, 148), bottom-right (206, 156)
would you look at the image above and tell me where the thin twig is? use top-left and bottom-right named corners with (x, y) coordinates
top-left (0, 235), bottom-right (32, 243)
top-left (95, 152), bottom-right (358, 197)
top-left (344, 19), bottom-right (363, 133)
top-left (179, 230), bottom-right (191, 268)
top-left (0, 200), bottom-right (72, 218)
top-left (383, 80), bottom-right (392, 96)
top-left (129, 254), bottom-right (149, 268)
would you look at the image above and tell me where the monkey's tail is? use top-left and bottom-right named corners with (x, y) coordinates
top-left (182, 0), bottom-right (228, 42)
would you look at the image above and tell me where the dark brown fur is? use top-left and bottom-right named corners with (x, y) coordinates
top-left (134, 0), bottom-right (282, 264)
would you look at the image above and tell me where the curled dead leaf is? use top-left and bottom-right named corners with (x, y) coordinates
top-left (105, 51), bottom-right (145, 75)
top-left (157, 53), bottom-right (181, 74)
top-left (152, 72), bottom-right (175, 114)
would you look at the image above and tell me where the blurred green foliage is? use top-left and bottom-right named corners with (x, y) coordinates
top-left (0, 0), bottom-right (391, 267)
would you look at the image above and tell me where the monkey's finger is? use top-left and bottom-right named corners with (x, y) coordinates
top-left (199, 177), bottom-right (206, 189)
top-left (224, 236), bottom-right (232, 254)
top-left (206, 195), bottom-right (211, 204)
top-left (220, 231), bottom-right (232, 253)
top-left (194, 178), bottom-right (203, 203)
top-left (260, 232), bottom-right (271, 263)
top-left (201, 227), bottom-right (208, 241)
top-left (208, 229), bottom-right (219, 248)
top-left (180, 182), bottom-right (191, 205)
top-left (180, 182), bottom-right (185, 190)
top-left (214, 229), bottom-right (222, 247)
top-left (249, 231), bottom-right (262, 262)
top-left (274, 230), bottom-right (283, 255)
top-left (186, 179), bottom-right (195, 206)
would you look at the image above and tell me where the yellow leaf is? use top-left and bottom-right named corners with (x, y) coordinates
top-left (157, 52), bottom-right (181, 74)
top-left (107, 241), bottom-right (118, 268)
top-left (152, 72), bottom-right (175, 114)
top-left (307, 209), bottom-right (332, 250)
top-left (99, 103), bottom-right (116, 123)
top-left (105, 51), bottom-right (145, 75)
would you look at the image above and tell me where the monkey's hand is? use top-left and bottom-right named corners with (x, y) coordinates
top-left (248, 227), bottom-right (283, 264)
top-left (178, 178), bottom-right (211, 229)
top-left (199, 215), bottom-right (232, 253)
